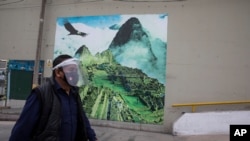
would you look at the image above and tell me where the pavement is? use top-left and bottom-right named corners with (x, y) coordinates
top-left (0, 107), bottom-right (21, 121)
top-left (0, 100), bottom-right (229, 141)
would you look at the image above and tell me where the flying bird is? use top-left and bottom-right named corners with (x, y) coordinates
top-left (64, 21), bottom-right (87, 37)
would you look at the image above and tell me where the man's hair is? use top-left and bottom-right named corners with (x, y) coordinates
top-left (52, 54), bottom-right (72, 77)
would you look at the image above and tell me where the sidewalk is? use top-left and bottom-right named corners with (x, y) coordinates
top-left (92, 126), bottom-right (229, 141)
top-left (0, 107), bottom-right (22, 121)
top-left (0, 100), bottom-right (229, 141)
top-left (0, 100), bottom-right (24, 121)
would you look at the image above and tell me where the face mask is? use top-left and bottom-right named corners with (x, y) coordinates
top-left (52, 58), bottom-right (86, 87)
top-left (63, 70), bottom-right (79, 86)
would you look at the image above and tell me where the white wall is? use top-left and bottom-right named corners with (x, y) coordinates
top-left (165, 0), bottom-right (250, 133)
top-left (173, 111), bottom-right (250, 135)
top-left (0, 0), bottom-right (250, 133)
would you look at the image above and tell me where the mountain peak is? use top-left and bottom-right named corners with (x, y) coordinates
top-left (110, 17), bottom-right (147, 48)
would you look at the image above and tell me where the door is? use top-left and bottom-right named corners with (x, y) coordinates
top-left (9, 70), bottom-right (33, 100)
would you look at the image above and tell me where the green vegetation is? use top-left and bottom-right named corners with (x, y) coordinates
top-left (79, 50), bottom-right (165, 124)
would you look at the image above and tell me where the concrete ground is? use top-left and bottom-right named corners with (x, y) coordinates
top-left (0, 121), bottom-right (229, 141)
top-left (0, 100), bottom-right (229, 141)
top-left (93, 126), bottom-right (229, 141)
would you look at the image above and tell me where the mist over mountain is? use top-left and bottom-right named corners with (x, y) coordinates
top-left (108, 17), bottom-right (166, 84)
top-left (54, 15), bottom-right (167, 84)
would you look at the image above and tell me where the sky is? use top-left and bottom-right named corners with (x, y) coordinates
top-left (54, 14), bottom-right (168, 56)
top-left (54, 14), bottom-right (168, 84)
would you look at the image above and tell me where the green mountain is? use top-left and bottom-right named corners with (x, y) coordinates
top-left (78, 46), bottom-right (165, 124)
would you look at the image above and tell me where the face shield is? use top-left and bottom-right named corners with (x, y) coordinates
top-left (52, 58), bottom-right (87, 87)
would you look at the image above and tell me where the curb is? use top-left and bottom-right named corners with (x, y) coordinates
top-left (0, 107), bottom-right (21, 121)
top-left (0, 113), bottom-right (19, 121)
top-left (0, 106), bottom-right (11, 110)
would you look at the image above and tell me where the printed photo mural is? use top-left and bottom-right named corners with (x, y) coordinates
top-left (54, 14), bottom-right (167, 124)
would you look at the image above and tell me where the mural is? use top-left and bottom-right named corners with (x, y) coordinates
top-left (54, 14), bottom-right (167, 124)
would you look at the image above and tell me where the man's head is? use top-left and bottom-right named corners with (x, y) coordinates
top-left (52, 54), bottom-right (72, 77)
top-left (52, 54), bottom-right (83, 87)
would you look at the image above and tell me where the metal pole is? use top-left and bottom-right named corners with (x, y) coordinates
top-left (33, 0), bottom-right (47, 88)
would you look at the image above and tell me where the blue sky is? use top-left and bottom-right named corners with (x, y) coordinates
top-left (57, 14), bottom-right (167, 29)
top-left (57, 15), bottom-right (122, 28)
top-left (54, 14), bottom-right (168, 55)
top-left (54, 14), bottom-right (168, 84)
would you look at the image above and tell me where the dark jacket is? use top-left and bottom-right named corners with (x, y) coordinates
top-left (32, 77), bottom-right (88, 141)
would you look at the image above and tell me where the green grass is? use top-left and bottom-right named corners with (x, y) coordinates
top-left (83, 64), bottom-right (164, 124)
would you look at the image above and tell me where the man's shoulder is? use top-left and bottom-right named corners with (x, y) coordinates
top-left (31, 79), bottom-right (54, 99)
top-left (32, 81), bottom-right (50, 92)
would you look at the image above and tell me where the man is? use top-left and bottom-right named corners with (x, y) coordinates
top-left (9, 54), bottom-right (98, 141)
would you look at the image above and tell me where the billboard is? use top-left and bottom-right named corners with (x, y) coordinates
top-left (54, 14), bottom-right (167, 124)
